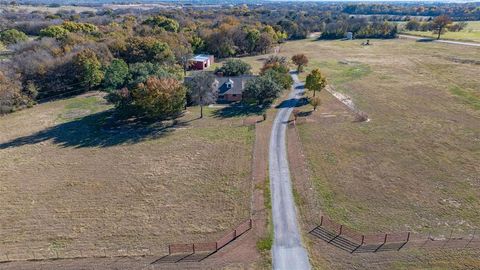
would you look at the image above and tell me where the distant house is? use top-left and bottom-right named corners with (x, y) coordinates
top-left (189, 54), bottom-right (214, 70)
top-left (185, 74), bottom-right (255, 103)
top-left (216, 76), bottom-right (255, 102)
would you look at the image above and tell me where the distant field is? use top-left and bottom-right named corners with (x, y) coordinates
top-left (0, 4), bottom-right (97, 13)
top-left (0, 92), bottom-right (254, 258)
top-left (402, 21), bottom-right (480, 43)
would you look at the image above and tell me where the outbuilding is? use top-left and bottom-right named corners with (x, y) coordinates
top-left (189, 54), bottom-right (214, 70)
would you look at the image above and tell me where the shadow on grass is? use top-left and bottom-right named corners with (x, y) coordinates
top-left (417, 38), bottom-right (435, 42)
top-left (0, 109), bottom-right (190, 149)
top-left (297, 110), bottom-right (313, 117)
top-left (275, 97), bottom-right (309, 109)
top-left (212, 103), bottom-right (267, 118)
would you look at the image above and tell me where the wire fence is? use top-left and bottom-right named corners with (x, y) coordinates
top-left (0, 219), bottom-right (252, 264)
top-left (310, 216), bottom-right (480, 253)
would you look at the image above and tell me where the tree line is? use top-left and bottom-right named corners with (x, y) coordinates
top-left (1, 2), bottom-right (475, 115)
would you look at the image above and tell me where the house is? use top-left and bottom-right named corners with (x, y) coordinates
top-left (185, 74), bottom-right (255, 103)
top-left (189, 54), bottom-right (214, 70)
top-left (216, 75), bottom-right (255, 102)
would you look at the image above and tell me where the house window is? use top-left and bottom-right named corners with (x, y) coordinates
top-left (232, 94), bottom-right (237, 97)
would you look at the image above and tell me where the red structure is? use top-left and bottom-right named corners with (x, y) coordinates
top-left (189, 55), bottom-right (214, 70)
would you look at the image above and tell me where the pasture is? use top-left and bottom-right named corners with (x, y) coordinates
top-left (0, 92), bottom-right (254, 258)
top-left (240, 37), bottom-right (480, 268)
top-left (402, 21), bottom-right (480, 43)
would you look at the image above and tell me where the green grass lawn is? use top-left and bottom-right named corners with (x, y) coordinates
top-left (402, 21), bottom-right (480, 43)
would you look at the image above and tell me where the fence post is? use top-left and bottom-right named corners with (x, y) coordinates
top-left (361, 235), bottom-right (365, 246)
top-left (320, 216), bottom-right (323, 226)
top-left (168, 244), bottom-right (171, 255)
top-left (444, 229), bottom-right (454, 248)
top-left (466, 229), bottom-right (476, 248)
top-left (234, 229), bottom-right (237, 239)
top-left (384, 234), bottom-right (388, 244)
top-left (192, 243), bottom-right (195, 254)
top-left (250, 219), bottom-right (253, 229)
top-left (339, 225), bottom-right (343, 235)
top-left (215, 242), bottom-right (218, 251)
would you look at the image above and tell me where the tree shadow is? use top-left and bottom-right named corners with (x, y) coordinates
top-left (275, 97), bottom-right (309, 109)
top-left (297, 110), bottom-right (313, 117)
top-left (0, 110), bottom-right (189, 149)
top-left (212, 103), bottom-right (267, 118)
top-left (295, 84), bottom-right (305, 90)
top-left (416, 38), bottom-right (435, 42)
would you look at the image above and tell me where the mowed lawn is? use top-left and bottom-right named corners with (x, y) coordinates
top-left (241, 38), bottom-right (480, 234)
top-left (0, 93), bottom-right (254, 258)
top-left (402, 21), bottom-right (480, 43)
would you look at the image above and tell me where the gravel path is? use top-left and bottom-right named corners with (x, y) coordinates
top-left (269, 72), bottom-right (311, 270)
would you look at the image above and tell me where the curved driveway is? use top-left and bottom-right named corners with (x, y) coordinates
top-left (269, 73), bottom-right (311, 270)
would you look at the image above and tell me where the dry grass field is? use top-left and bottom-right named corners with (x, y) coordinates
top-left (0, 92), bottom-right (254, 259)
top-left (241, 37), bottom-right (480, 268)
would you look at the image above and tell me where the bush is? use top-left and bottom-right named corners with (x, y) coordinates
top-left (243, 75), bottom-right (282, 105)
top-left (355, 111), bottom-right (369, 122)
top-left (0, 72), bottom-right (31, 114)
top-left (131, 77), bottom-right (186, 118)
top-left (103, 59), bottom-right (129, 90)
top-left (0, 29), bottom-right (28, 45)
top-left (39, 25), bottom-right (70, 39)
top-left (215, 59), bottom-right (252, 76)
top-left (263, 69), bottom-right (293, 90)
top-left (143, 16), bottom-right (180, 32)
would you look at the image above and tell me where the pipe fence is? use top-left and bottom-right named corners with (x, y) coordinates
top-left (0, 219), bottom-right (253, 264)
top-left (154, 219), bottom-right (253, 263)
top-left (310, 216), bottom-right (479, 253)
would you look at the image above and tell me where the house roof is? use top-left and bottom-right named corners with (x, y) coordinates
top-left (190, 54), bottom-right (212, 62)
top-left (184, 74), bottom-right (255, 97)
top-left (216, 76), bottom-right (255, 95)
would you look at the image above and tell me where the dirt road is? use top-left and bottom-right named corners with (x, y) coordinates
top-left (269, 72), bottom-right (311, 270)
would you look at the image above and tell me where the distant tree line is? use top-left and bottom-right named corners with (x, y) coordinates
top-left (405, 16), bottom-right (467, 34)
top-left (343, 3), bottom-right (480, 21)
top-left (320, 16), bottom-right (398, 39)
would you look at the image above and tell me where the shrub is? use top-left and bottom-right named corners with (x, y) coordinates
top-left (103, 59), bottom-right (129, 90)
top-left (131, 77), bottom-right (186, 119)
top-left (143, 16), bottom-right (180, 32)
top-left (215, 59), bottom-right (252, 76)
top-left (243, 75), bottom-right (282, 105)
top-left (0, 29), bottom-right (28, 45)
top-left (355, 111), bottom-right (369, 122)
top-left (39, 25), bottom-right (70, 39)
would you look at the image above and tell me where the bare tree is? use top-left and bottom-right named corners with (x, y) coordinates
top-left (185, 72), bottom-right (218, 118)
